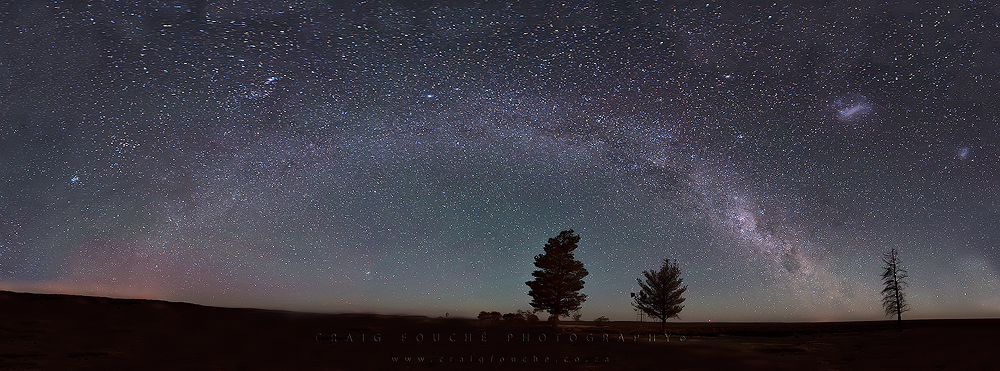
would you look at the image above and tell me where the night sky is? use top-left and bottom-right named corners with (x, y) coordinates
top-left (2, 1), bottom-right (998, 322)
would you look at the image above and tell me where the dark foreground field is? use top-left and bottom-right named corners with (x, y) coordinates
top-left (1, 290), bottom-right (996, 370)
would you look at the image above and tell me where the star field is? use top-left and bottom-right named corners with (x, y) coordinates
top-left (1, 1), bottom-right (998, 321)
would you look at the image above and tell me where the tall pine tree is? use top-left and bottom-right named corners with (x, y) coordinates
top-left (632, 258), bottom-right (687, 334)
top-left (526, 230), bottom-right (589, 326)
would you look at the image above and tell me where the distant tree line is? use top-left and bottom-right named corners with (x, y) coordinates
top-left (478, 309), bottom-right (539, 323)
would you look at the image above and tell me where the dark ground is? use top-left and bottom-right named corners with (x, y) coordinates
top-left (1, 290), bottom-right (996, 370)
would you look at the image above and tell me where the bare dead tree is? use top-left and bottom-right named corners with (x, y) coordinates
top-left (881, 248), bottom-right (910, 331)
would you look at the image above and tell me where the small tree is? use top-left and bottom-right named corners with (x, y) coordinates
top-left (881, 248), bottom-right (910, 331)
top-left (526, 230), bottom-right (589, 327)
top-left (515, 309), bottom-right (539, 323)
top-left (503, 312), bottom-right (526, 322)
top-left (478, 311), bottom-right (502, 323)
top-left (633, 258), bottom-right (687, 334)
top-left (594, 316), bottom-right (609, 326)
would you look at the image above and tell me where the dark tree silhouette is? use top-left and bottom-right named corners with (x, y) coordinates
top-left (632, 258), bottom-right (687, 334)
top-left (502, 312), bottom-right (525, 322)
top-left (478, 311), bottom-right (502, 323)
top-left (525, 230), bottom-right (589, 326)
top-left (881, 248), bottom-right (910, 331)
top-left (518, 309), bottom-right (539, 322)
